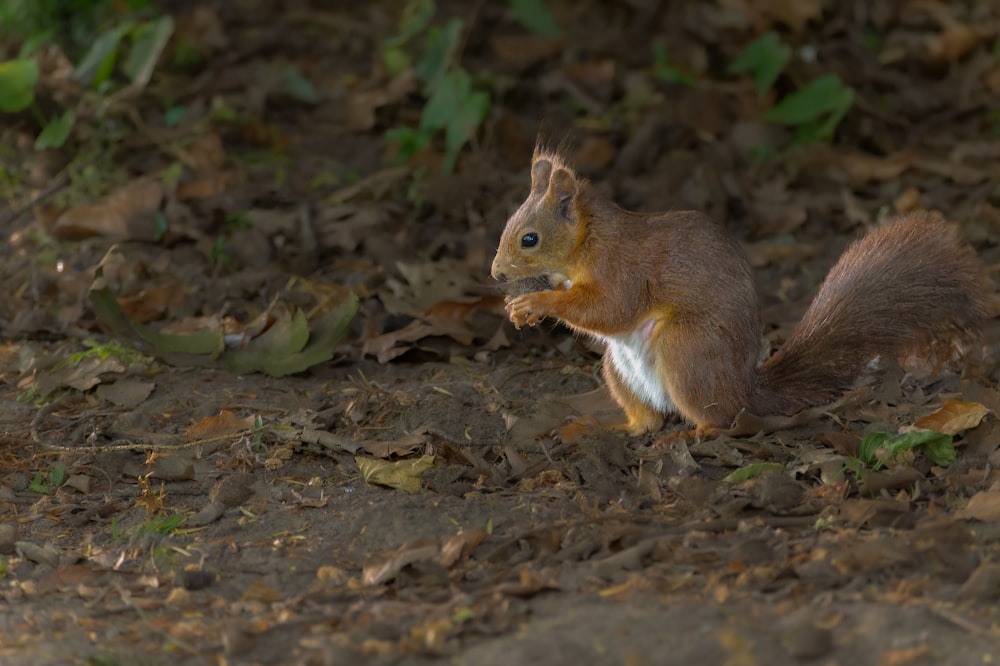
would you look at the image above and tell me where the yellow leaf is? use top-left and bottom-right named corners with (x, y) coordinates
top-left (356, 455), bottom-right (434, 492)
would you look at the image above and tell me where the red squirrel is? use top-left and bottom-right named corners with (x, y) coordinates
top-left (490, 151), bottom-right (993, 434)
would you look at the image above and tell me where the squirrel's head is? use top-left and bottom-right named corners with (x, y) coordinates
top-left (491, 153), bottom-right (585, 289)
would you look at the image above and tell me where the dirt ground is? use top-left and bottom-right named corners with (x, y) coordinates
top-left (3, 1), bottom-right (1000, 664)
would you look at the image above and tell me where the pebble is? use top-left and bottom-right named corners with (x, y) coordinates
top-left (0, 523), bottom-right (17, 554)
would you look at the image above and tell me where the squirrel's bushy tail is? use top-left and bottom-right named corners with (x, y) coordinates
top-left (749, 213), bottom-right (993, 416)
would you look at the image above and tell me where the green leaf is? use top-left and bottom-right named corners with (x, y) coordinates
top-left (765, 74), bottom-right (851, 125)
top-left (225, 294), bottom-right (358, 377)
top-left (90, 249), bottom-right (224, 365)
top-left (283, 65), bottom-right (320, 104)
top-left (444, 90), bottom-right (490, 172)
top-left (34, 109), bottom-right (75, 150)
top-left (416, 18), bottom-right (463, 87)
top-left (387, 126), bottom-right (433, 163)
top-left (163, 105), bottom-right (186, 127)
top-left (509, 0), bottom-right (560, 38)
top-left (386, 0), bottom-right (436, 47)
top-left (124, 15), bottom-right (174, 87)
top-left (723, 462), bottom-right (785, 483)
top-left (420, 68), bottom-right (470, 131)
top-left (152, 211), bottom-right (169, 241)
top-left (224, 309), bottom-right (310, 374)
top-left (797, 85), bottom-right (854, 142)
top-left (858, 429), bottom-right (954, 471)
top-left (729, 32), bottom-right (791, 96)
top-left (381, 45), bottom-right (410, 78)
top-left (74, 23), bottom-right (133, 88)
top-left (19, 32), bottom-right (54, 59)
top-left (49, 463), bottom-right (66, 488)
top-left (0, 59), bottom-right (39, 113)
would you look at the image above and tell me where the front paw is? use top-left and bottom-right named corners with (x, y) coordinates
top-left (506, 293), bottom-right (546, 328)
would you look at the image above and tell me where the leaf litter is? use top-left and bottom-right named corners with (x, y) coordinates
top-left (2, 1), bottom-right (1000, 665)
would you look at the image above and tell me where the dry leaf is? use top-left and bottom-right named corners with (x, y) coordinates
top-left (359, 426), bottom-right (429, 458)
top-left (910, 399), bottom-right (991, 435)
top-left (95, 378), bottom-right (155, 408)
top-left (176, 169), bottom-right (243, 200)
top-left (185, 410), bottom-right (257, 441)
top-left (362, 298), bottom-right (498, 362)
top-left (356, 455), bottom-right (434, 492)
top-left (927, 22), bottom-right (981, 63)
top-left (763, 0), bottom-right (825, 33)
top-left (956, 490), bottom-right (1000, 522)
top-left (438, 528), bottom-right (487, 567)
top-left (178, 132), bottom-right (226, 172)
top-left (743, 240), bottom-right (818, 268)
top-left (489, 34), bottom-right (565, 71)
top-left (118, 282), bottom-right (185, 323)
top-left (34, 355), bottom-right (127, 395)
top-left (53, 178), bottom-right (163, 239)
top-left (834, 150), bottom-right (914, 184)
top-left (362, 538), bottom-right (439, 586)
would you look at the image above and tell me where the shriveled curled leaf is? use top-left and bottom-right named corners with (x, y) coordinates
top-left (911, 399), bottom-right (992, 436)
top-left (356, 455), bottom-right (434, 492)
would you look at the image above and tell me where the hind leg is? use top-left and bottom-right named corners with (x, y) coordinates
top-left (602, 356), bottom-right (665, 435)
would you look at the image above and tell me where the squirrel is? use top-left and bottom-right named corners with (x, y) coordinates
top-left (490, 150), bottom-right (994, 435)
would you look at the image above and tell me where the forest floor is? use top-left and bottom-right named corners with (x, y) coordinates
top-left (3, 1), bottom-right (1000, 664)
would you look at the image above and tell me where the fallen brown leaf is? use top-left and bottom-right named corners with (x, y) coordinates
top-left (52, 178), bottom-right (163, 239)
top-left (957, 489), bottom-right (1000, 522)
top-left (910, 399), bottom-right (991, 436)
top-left (185, 410), bottom-right (257, 441)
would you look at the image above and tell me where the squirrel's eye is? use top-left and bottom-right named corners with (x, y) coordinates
top-left (521, 232), bottom-right (539, 248)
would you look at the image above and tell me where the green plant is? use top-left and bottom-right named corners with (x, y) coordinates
top-left (140, 513), bottom-right (185, 535)
top-left (27, 462), bottom-right (66, 493)
top-left (110, 513), bottom-right (185, 542)
top-left (63, 339), bottom-right (150, 367)
top-left (211, 211), bottom-right (252, 267)
top-left (844, 429), bottom-right (955, 475)
top-left (110, 516), bottom-right (123, 541)
top-left (0, 3), bottom-right (173, 151)
top-left (0, 0), bottom-right (142, 56)
top-left (765, 74), bottom-right (854, 144)
top-left (651, 39), bottom-right (695, 86)
top-left (384, 0), bottom-right (558, 171)
top-left (730, 31), bottom-right (854, 145)
top-left (728, 32), bottom-right (791, 96)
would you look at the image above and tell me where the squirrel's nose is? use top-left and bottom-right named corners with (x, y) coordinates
top-left (494, 271), bottom-right (508, 283)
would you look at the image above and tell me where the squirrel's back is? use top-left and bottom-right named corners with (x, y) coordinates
top-left (749, 213), bottom-right (993, 417)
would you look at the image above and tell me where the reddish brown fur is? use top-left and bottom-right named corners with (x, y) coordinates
top-left (749, 213), bottom-right (992, 417)
top-left (492, 152), bottom-right (993, 431)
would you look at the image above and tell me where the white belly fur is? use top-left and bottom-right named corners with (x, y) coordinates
top-left (602, 327), bottom-right (674, 413)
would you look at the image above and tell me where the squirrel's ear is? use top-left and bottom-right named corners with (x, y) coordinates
top-left (551, 168), bottom-right (577, 201)
top-left (530, 159), bottom-right (552, 192)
